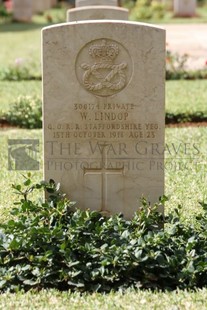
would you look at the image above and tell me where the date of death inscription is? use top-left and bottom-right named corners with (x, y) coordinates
top-left (48, 123), bottom-right (159, 139)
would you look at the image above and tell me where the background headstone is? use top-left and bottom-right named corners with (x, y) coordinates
top-left (13, 0), bottom-right (33, 22)
top-left (76, 0), bottom-right (118, 7)
top-left (68, 0), bottom-right (128, 21)
top-left (42, 21), bottom-right (165, 218)
top-left (174, 0), bottom-right (196, 17)
top-left (51, 0), bottom-right (58, 7)
top-left (67, 6), bottom-right (128, 21)
top-left (33, 0), bottom-right (51, 14)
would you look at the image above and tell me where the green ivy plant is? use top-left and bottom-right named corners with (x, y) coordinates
top-left (0, 174), bottom-right (207, 293)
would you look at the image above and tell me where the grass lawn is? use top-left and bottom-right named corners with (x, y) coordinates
top-left (166, 80), bottom-right (207, 115)
top-left (0, 288), bottom-right (207, 309)
top-left (0, 23), bottom-right (42, 68)
top-left (0, 8), bottom-right (67, 67)
top-left (0, 81), bottom-right (41, 113)
top-left (0, 129), bottom-right (42, 221)
top-left (165, 127), bottom-right (207, 218)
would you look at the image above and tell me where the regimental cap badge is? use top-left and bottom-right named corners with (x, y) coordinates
top-left (89, 40), bottom-right (119, 63)
top-left (76, 38), bottom-right (132, 97)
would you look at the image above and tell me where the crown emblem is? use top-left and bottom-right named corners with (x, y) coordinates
top-left (89, 40), bottom-right (119, 63)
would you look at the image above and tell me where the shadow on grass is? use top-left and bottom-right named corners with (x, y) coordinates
top-left (0, 21), bottom-right (53, 32)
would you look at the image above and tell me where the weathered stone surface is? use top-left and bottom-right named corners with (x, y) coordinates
top-left (42, 21), bottom-right (165, 218)
top-left (67, 6), bottom-right (128, 21)
top-left (174, 0), bottom-right (196, 17)
top-left (13, 0), bottom-right (33, 22)
top-left (76, 0), bottom-right (118, 7)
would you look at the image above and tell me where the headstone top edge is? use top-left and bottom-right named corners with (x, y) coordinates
top-left (75, 0), bottom-right (118, 7)
top-left (42, 20), bottom-right (166, 32)
top-left (69, 6), bottom-right (128, 12)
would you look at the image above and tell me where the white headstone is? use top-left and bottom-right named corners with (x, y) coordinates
top-left (68, 0), bottom-right (128, 21)
top-left (76, 0), bottom-right (118, 7)
top-left (42, 21), bottom-right (165, 218)
top-left (174, 0), bottom-right (196, 17)
top-left (13, 0), bottom-right (33, 22)
top-left (67, 6), bottom-right (128, 21)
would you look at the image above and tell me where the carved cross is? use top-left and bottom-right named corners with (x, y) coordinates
top-left (83, 144), bottom-right (124, 214)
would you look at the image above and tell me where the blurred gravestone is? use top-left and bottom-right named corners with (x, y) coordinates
top-left (67, 0), bottom-right (128, 21)
top-left (33, 0), bottom-right (51, 14)
top-left (51, 0), bottom-right (58, 7)
top-left (174, 0), bottom-right (196, 17)
top-left (76, 0), bottom-right (118, 6)
top-left (13, 0), bottom-right (33, 22)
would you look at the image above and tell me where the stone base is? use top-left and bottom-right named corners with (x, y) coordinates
top-left (67, 6), bottom-right (128, 21)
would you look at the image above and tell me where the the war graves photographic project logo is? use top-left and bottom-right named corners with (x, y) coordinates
top-left (8, 139), bottom-right (39, 171)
